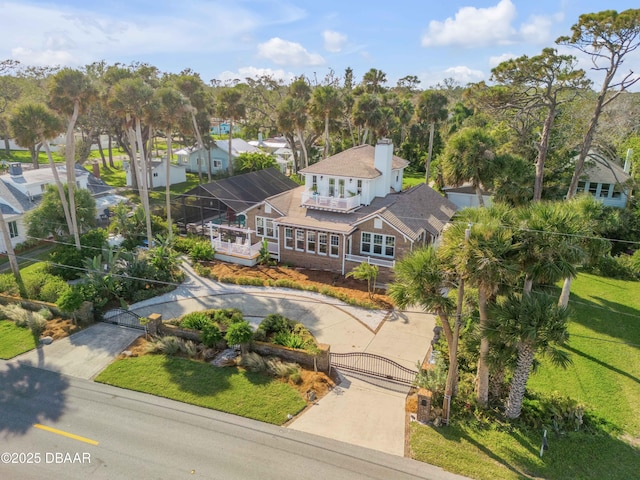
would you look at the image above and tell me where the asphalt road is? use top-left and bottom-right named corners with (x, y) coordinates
top-left (0, 363), bottom-right (468, 480)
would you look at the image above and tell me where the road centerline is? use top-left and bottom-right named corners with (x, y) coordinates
top-left (33, 424), bottom-right (99, 446)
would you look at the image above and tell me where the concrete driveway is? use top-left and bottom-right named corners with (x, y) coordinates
top-left (10, 323), bottom-right (141, 380)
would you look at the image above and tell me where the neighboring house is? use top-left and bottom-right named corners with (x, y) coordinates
top-left (575, 150), bottom-right (632, 209)
top-left (176, 138), bottom-right (261, 175)
top-left (173, 167), bottom-right (298, 233)
top-left (0, 178), bottom-right (31, 252)
top-left (443, 183), bottom-right (493, 209)
top-left (124, 158), bottom-right (187, 189)
top-left (236, 139), bottom-right (457, 279)
top-left (2, 162), bottom-right (89, 199)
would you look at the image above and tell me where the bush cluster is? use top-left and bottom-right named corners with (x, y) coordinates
top-left (0, 303), bottom-right (48, 337)
top-left (254, 314), bottom-right (316, 351)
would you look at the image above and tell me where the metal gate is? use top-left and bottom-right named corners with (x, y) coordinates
top-left (101, 308), bottom-right (146, 330)
top-left (329, 352), bottom-right (418, 386)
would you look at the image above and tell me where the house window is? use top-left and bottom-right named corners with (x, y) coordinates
top-left (318, 233), bottom-right (328, 255)
top-left (599, 184), bottom-right (611, 198)
top-left (329, 178), bottom-right (335, 196)
top-left (213, 160), bottom-right (222, 168)
top-left (374, 218), bottom-right (382, 229)
top-left (338, 179), bottom-right (345, 197)
top-left (153, 172), bottom-right (159, 177)
top-left (256, 216), bottom-right (275, 238)
top-left (265, 204), bottom-right (272, 214)
top-left (588, 182), bottom-right (598, 196)
top-left (8, 221), bottom-right (18, 238)
top-left (40, 185), bottom-right (47, 193)
top-left (396, 173), bottom-right (399, 183)
top-left (312, 175), bottom-right (317, 191)
top-left (330, 234), bottom-right (339, 257)
top-left (612, 186), bottom-right (622, 198)
top-left (357, 179), bottom-right (362, 195)
top-left (577, 181), bottom-right (586, 192)
top-left (284, 227), bottom-right (293, 249)
top-left (295, 229), bottom-right (305, 251)
top-left (361, 232), bottom-right (395, 258)
top-left (307, 231), bottom-right (316, 253)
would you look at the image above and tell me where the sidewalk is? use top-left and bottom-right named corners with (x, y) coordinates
top-left (127, 260), bottom-right (436, 455)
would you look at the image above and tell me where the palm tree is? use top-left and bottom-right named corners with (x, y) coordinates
top-left (175, 74), bottom-right (209, 182)
top-left (108, 77), bottom-right (155, 248)
top-left (389, 247), bottom-right (458, 413)
top-left (48, 68), bottom-right (96, 250)
top-left (353, 93), bottom-right (381, 145)
top-left (416, 91), bottom-right (448, 184)
top-left (216, 87), bottom-right (246, 176)
top-left (439, 206), bottom-right (518, 407)
top-left (310, 85), bottom-right (343, 158)
top-left (362, 68), bottom-right (388, 94)
top-left (488, 292), bottom-right (571, 419)
top-left (441, 127), bottom-right (498, 207)
top-left (155, 87), bottom-right (190, 241)
top-left (10, 103), bottom-right (73, 244)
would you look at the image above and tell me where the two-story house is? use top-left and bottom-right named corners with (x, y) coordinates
top-left (242, 139), bottom-right (457, 281)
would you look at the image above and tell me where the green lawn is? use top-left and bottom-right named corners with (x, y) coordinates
top-left (410, 273), bottom-right (640, 479)
top-left (0, 149), bottom-right (65, 164)
top-left (0, 320), bottom-right (37, 359)
top-left (95, 354), bottom-right (307, 425)
top-left (403, 170), bottom-right (426, 189)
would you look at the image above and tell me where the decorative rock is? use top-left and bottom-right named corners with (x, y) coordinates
top-left (40, 336), bottom-right (53, 345)
top-left (122, 350), bottom-right (133, 357)
top-left (210, 348), bottom-right (239, 367)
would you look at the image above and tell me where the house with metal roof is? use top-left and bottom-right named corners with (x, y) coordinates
top-left (239, 139), bottom-right (457, 278)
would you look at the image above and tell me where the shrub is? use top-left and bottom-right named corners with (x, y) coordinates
top-left (37, 308), bottom-right (53, 320)
top-left (273, 331), bottom-right (309, 350)
top-left (183, 340), bottom-right (198, 359)
top-left (39, 276), bottom-right (71, 304)
top-left (0, 304), bottom-right (30, 326)
top-left (265, 357), bottom-right (300, 379)
top-left (212, 308), bottom-right (244, 327)
top-left (0, 273), bottom-right (18, 296)
top-left (225, 321), bottom-right (253, 350)
top-left (57, 287), bottom-right (85, 317)
top-left (27, 314), bottom-right (47, 337)
top-left (201, 322), bottom-right (223, 347)
top-left (150, 336), bottom-right (185, 356)
top-left (189, 242), bottom-right (215, 262)
top-left (259, 314), bottom-right (292, 336)
top-left (239, 352), bottom-right (266, 372)
top-left (234, 276), bottom-right (265, 286)
top-left (179, 312), bottom-right (210, 330)
top-left (192, 262), bottom-right (211, 277)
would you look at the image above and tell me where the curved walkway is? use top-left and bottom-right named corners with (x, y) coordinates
top-left (128, 261), bottom-right (436, 456)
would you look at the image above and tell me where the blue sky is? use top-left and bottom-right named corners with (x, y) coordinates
top-left (2, 1), bottom-right (638, 88)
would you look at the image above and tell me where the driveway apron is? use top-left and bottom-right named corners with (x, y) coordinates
top-left (10, 323), bottom-right (142, 380)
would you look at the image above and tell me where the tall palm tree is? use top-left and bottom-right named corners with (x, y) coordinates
top-left (155, 87), bottom-right (190, 241)
top-left (48, 68), bottom-right (96, 250)
top-left (441, 127), bottom-right (498, 207)
top-left (108, 77), bottom-right (155, 247)
top-left (488, 291), bottom-right (571, 419)
top-left (439, 205), bottom-right (518, 407)
top-left (175, 74), bottom-right (209, 182)
top-left (353, 93), bottom-right (381, 145)
top-left (416, 91), bottom-right (448, 184)
top-left (388, 247), bottom-right (458, 411)
top-left (10, 103), bottom-right (73, 242)
top-left (310, 85), bottom-right (343, 158)
top-left (216, 87), bottom-right (246, 176)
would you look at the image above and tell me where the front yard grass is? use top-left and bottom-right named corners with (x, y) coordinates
top-left (95, 354), bottom-right (307, 425)
top-left (0, 320), bottom-right (37, 359)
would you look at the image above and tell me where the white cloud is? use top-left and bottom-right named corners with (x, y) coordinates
top-left (489, 53), bottom-right (517, 67)
top-left (216, 66), bottom-right (296, 84)
top-left (520, 14), bottom-right (559, 44)
top-left (421, 0), bottom-right (517, 48)
top-left (257, 37), bottom-right (325, 66)
top-left (323, 30), bottom-right (347, 52)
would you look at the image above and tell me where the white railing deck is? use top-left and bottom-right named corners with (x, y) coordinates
top-left (301, 191), bottom-right (361, 212)
top-left (345, 253), bottom-right (395, 268)
top-left (212, 238), bottom-right (261, 259)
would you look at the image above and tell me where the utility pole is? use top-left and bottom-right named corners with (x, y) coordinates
top-left (0, 210), bottom-right (27, 298)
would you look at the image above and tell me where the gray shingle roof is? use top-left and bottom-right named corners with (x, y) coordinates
top-left (268, 183), bottom-right (456, 239)
top-left (299, 144), bottom-right (409, 178)
top-left (581, 150), bottom-right (631, 185)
